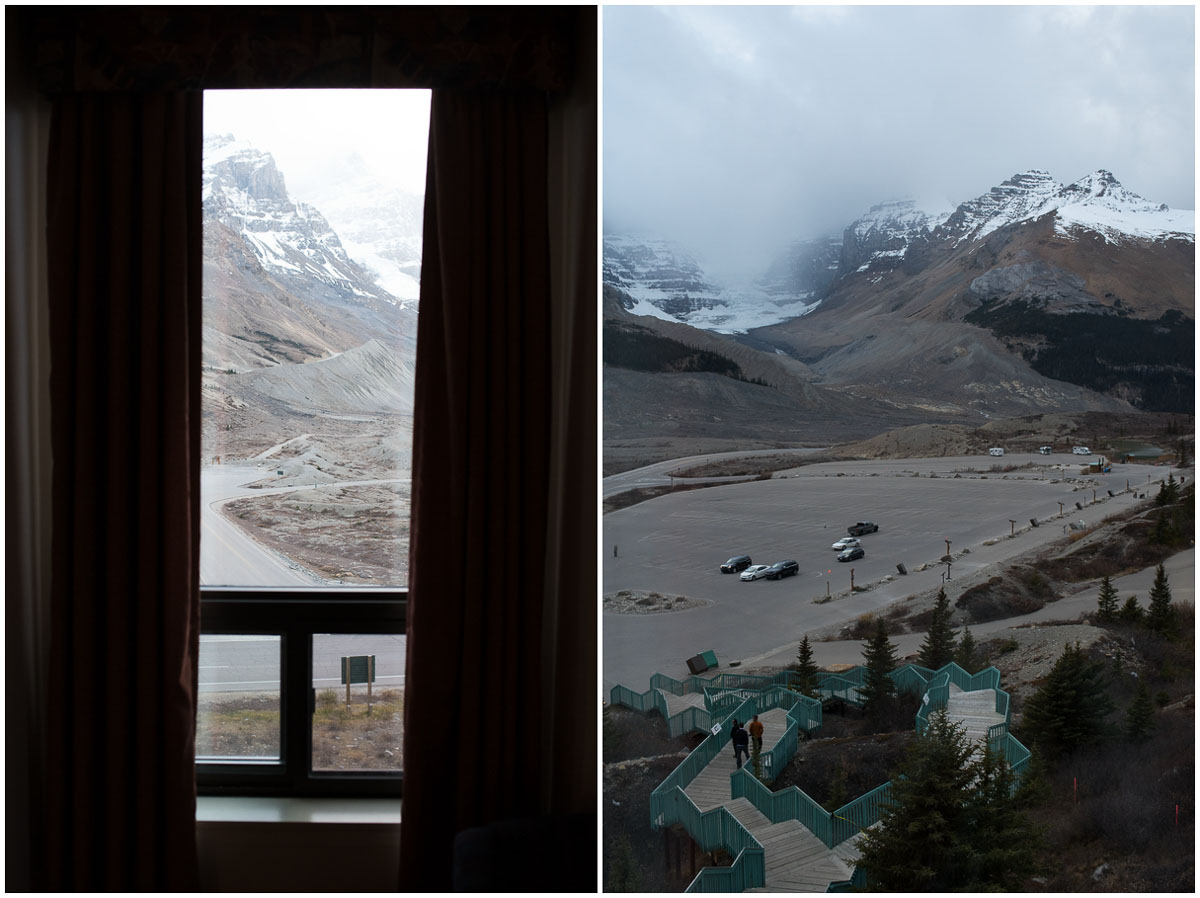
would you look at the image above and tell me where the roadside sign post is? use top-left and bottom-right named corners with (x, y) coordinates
top-left (341, 654), bottom-right (377, 713)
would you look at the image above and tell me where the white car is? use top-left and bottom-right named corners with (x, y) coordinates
top-left (831, 537), bottom-right (861, 551)
top-left (740, 564), bottom-right (771, 581)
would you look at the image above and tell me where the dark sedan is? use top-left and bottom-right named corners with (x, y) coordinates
top-left (837, 546), bottom-right (865, 562)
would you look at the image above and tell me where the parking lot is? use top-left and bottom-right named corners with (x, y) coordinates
top-left (603, 454), bottom-right (1171, 691)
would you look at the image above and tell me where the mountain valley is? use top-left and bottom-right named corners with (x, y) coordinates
top-left (201, 135), bottom-right (420, 585)
top-left (604, 169), bottom-right (1194, 471)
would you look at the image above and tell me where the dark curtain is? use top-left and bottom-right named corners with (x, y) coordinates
top-left (400, 89), bottom-right (554, 890)
top-left (43, 91), bottom-right (202, 891)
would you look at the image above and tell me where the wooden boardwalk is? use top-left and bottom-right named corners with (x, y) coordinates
top-left (659, 689), bottom-right (707, 720)
top-left (945, 684), bottom-right (1006, 757)
top-left (679, 684), bottom-right (1009, 891)
top-left (685, 708), bottom-right (790, 812)
top-left (682, 708), bottom-right (856, 891)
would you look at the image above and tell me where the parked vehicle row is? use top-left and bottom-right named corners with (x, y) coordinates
top-left (734, 560), bottom-right (800, 580)
top-left (720, 521), bottom-right (878, 579)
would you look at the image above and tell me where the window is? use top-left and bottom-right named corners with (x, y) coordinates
top-left (197, 90), bottom-right (429, 796)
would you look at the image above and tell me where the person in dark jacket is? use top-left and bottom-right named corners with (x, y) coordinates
top-left (730, 719), bottom-right (750, 768)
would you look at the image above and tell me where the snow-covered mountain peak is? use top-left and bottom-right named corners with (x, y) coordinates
top-left (1052, 170), bottom-right (1192, 244)
top-left (203, 134), bottom-right (401, 305)
top-left (851, 198), bottom-right (953, 238)
top-left (603, 233), bottom-right (820, 334)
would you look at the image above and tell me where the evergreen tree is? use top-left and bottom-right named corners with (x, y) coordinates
top-left (1150, 507), bottom-right (1180, 546)
top-left (1125, 680), bottom-right (1156, 743)
top-left (856, 711), bottom-right (1040, 890)
top-left (860, 617), bottom-right (898, 719)
top-left (605, 833), bottom-right (642, 892)
top-left (917, 587), bottom-right (956, 671)
top-left (954, 625), bottom-right (978, 673)
top-left (962, 744), bottom-right (1044, 888)
top-left (1146, 563), bottom-right (1176, 635)
top-left (1020, 642), bottom-right (1114, 761)
top-left (1118, 594), bottom-right (1143, 625)
top-left (1155, 473), bottom-right (1180, 506)
top-left (856, 710), bottom-right (975, 890)
top-left (1095, 575), bottom-right (1119, 622)
top-left (1178, 438), bottom-right (1191, 467)
top-left (792, 633), bottom-right (820, 698)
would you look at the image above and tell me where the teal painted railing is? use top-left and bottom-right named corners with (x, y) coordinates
top-left (731, 766), bottom-right (833, 846)
top-left (651, 698), bottom-right (769, 892)
top-left (635, 663), bottom-right (1032, 892)
top-left (685, 843), bottom-right (766, 892)
top-left (990, 731), bottom-right (1031, 779)
top-left (915, 672), bottom-right (950, 734)
top-left (650, 697), bottom-right (756, 828)
top-left (830, 780), bottom-right (893, 845)
top-left (889, 663), bottom-right (936, 696)
top-left (826, 867), bottom-right (868, 891)
top-left (730, 766), bottom-right (893, 850)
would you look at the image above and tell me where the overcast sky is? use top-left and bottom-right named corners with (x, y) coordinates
top-left (604, 5), bottom-right (1195, 281)
top-left (204, 89), bottom-right (430, 199)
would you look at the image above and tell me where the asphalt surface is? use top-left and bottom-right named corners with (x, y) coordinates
top-left (200, 464), bottom-right (405, 586)
top-left (199, 632), bottom-right (407, 695)
top-left (603, 453), bottom-right (1183, 692)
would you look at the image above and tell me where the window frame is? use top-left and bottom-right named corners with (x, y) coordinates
top-left (196, 588), bottom-right (406, 797)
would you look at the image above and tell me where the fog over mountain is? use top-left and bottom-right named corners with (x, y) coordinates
top-left (604, 5), bottom-right (1194, 283)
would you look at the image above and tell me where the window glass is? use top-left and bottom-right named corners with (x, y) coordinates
top-left (200, 89), bottom-right (429, 589)
top-left (312, 633), bottom-right (406, 772)
top-left (196, 634), bottom-right (282, 762)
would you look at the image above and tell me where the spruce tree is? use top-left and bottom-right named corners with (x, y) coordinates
top-left (1095, 575), bottom-right (1119, 623)
top-left (1125, 680), bottom-right (1155, 743)
top-left (1155, 473), bottom-right (1180, 506)
top-left (1118, 594), bottom-right (1143, 625)
top-left (917, 587), bottom-right (956, 671)
top-left (856, 711), bottom-right (1041, 890)
top-left (856, 710), bottom-right (975, 890)
top-left (793, 633), bottom-right (820, 698)
top-left (954, 625), bottom-right (978, 673)
top-left (1146, 563), bottom-right (1176, 635)
top-left (962, 744), bottom-right (1043, 888)
top-left (860, 617), bottom-right (898, 719)
top-left (1020, 642), bottom-right (1114, 761)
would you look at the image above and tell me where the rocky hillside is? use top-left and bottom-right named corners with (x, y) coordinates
top-left (201, 134), bottom-right (417, 458)
top-left (606, 169), bottom-right (1192, 425)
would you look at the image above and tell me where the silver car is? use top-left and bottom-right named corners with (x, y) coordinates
top-left (740, 564), bottom-right (771, 581)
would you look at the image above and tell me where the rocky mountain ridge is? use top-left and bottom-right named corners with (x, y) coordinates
top-left (605, 168), bottom-right (1193, 332)
top-left (604, 169), bottom-right (1192, 464)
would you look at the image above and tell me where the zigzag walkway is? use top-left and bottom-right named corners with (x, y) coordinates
top-left (612, 663), bottom-right (1030, 892)
top-left (946, 683), bottom-right (1006, 756)
top-left (682, 708), bottom-right (856, 891)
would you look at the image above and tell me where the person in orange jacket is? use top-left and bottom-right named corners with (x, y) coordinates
top-left (748, 714), bottom-right (764, 753)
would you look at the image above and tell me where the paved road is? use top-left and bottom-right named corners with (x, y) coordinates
top-left (603, 448), bottom-right (825, 499)
top-left (603, 453), bottom-right (1184, 691)
top-left (200, 464), bottom-right (405, 587)
top-left (199, 632), bottom-right (407, 695)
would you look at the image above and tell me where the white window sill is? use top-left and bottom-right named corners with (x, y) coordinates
top-left (197, 795), bottom-right (401, 825)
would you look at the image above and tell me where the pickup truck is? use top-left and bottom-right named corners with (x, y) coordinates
top-left (848, 521), bottom-right (878, 536)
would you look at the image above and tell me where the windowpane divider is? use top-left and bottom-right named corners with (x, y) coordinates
top-left (198, 588), bottom-right (406, 798)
